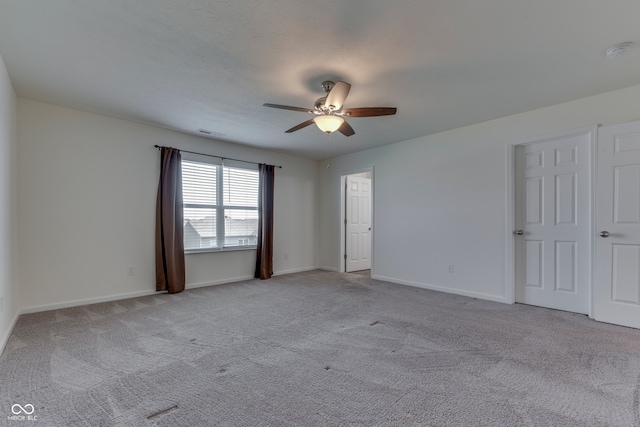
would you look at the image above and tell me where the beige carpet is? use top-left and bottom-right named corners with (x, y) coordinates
top-left (1, 270), bottom-right (640, 426)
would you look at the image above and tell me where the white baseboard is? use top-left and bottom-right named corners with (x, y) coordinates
top-left (19, 288), bottom-right (162, 315)
top-left (186, 275), bottom-right (255, 289)
top-left (0, 312), bottom-right (20, 357)
top-left (188, 267), bottom-right (320, 288)
top-left (317, 266), bottom-right (339, 272)
top-left (273, 266), bottom-right (319, 276)
top-left (20, 275), bottom-right (258, 313)
top-left (18, 267), bottom-right (323, 316)
top-left (372, 274), bottom-right (510, 304)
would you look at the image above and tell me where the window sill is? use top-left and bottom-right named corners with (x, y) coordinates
top-left (185, 246), bottom-right (257, 255)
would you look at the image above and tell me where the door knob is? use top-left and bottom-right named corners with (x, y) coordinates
top-left (514, 230), bottom-right (524, 235)
top-left (599, 231), bottom-right (610, 238)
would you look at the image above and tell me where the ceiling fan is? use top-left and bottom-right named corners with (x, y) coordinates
top-left (263, 81), bottom-right (397, 137)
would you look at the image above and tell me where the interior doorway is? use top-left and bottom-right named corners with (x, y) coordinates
top-left (341, 170), bottom-right (373, 273)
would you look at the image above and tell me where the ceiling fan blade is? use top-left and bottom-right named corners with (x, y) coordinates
top-left (285, 119), bottom-right (315, 133)
top-left (342, 107), bottom-right (397, 117)
top-left (337, 120), bottom-right (355, 137)
top-left (325, 81), bottom-right (351, 111)
top-left (263, 103), bottom-right (313, 113)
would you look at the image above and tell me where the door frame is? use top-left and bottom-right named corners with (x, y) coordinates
top-left (505, 126), bottom-right (597, 317)
top-left (340, 168), bottom-right (374, 273)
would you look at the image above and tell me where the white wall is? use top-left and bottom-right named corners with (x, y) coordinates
top-left (320, 84), bottom-right (640, 302)
top-left (17, 99), bottom-right (319, 312)
top-left (0, 52), bottom-right (18, 353)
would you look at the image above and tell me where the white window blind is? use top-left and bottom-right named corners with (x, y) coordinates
top-left (182, 159), bottom-right (259, 251)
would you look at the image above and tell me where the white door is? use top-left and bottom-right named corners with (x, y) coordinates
top-left (514, 130), bottom-right (592, 314)
top-left (595, 120), bottom-right (640, 329)
top-left (345, 175), bottom-right (371, 272)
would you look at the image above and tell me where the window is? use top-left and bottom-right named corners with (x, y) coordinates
top-left (182, 157), bottom-right (259, 252)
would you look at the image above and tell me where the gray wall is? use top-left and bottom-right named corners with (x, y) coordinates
top-left (0, 52), bottom-right (18, 353)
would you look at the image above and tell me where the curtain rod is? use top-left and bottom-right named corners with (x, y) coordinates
top-left (153, 145), bottom-right (282, 169)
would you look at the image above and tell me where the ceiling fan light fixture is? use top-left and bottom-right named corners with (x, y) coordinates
top-left (313, 115), bottom-right (344, 133)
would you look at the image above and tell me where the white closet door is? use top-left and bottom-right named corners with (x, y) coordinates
top-left (515, 130), bottom-right (592, 314)
top-left (595, 120), bottom-right (640, 329)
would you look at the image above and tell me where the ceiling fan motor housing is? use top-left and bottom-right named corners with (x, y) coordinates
top-left (321, 80), bottom-right (335, 93)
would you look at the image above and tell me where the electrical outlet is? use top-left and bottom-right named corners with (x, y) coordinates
top-left (127, 266), bottom-right (135, 276)
top-left (284, 253), bottom-right (289, 260)
top-left (447, 265), bottom-right (454, 273)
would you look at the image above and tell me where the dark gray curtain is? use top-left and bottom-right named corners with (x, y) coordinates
top-left (255, 164), bottom-right (275, 279)
top-left (155, 147), bottom-right (186, 293)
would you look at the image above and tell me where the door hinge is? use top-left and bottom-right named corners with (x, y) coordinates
top-left (344, 254), bottom-right (347, 260)
top-left (344, 218), bottom-right (347, 225)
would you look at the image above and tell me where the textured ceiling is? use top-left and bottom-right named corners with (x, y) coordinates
top-left (1, 1), bottom-right (640, 159)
